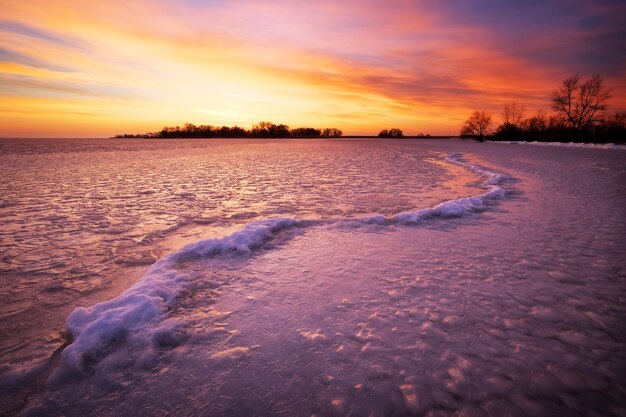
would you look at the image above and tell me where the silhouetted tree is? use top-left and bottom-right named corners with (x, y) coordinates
top-left (290, 127), bottom-right (321, 137)
top-left (521, 109), bottom-right (548, 133)
top-left (227, 126), bottom-right (247, 137)
top-left (249, 122), bottom-right (289, 137)
top-left (460, 111), bottom-right (492, 141)
top-left (551, 74), bottom-right (611, 131)
top-left (378, 128), bottom-right (403, 137)
top-left (493, 105), bottom-right (626, 143)
top-left (321, 128), bottom-right (343, 137)
top-left (389, 128), bottom-right (403, 137)
top-left (485, 76), bottom-right (624, 144)
top-left (494, 123), bottom-right (523, 141)
top-left (271, 124), bottom-right (290, 137)
top-left (250, 121), bottom-right (273, 137)
top-left (606, 112), bottom-right (626, 131)
top-left (502, 102), bottom-right (525, 127)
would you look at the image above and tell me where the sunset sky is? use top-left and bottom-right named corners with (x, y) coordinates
top-left (1, 0), bottom-right (625, 137)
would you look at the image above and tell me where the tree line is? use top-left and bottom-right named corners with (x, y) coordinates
top-left (461, 74), bottom-right (626, 143)
top-left (115, 122), bottom-right (343, 139)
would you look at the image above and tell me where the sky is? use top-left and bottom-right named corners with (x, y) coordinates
top-left (1, 0), bottom-right (625, 137)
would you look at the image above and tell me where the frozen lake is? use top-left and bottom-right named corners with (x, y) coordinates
top-left (1, 138), bottom-right (624, 416)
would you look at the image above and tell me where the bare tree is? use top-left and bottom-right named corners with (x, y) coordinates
top-left (551, 74), bottom-right (612, 131)
top-left (502, 102), bottom-right (525, 126)
top-left (321, 128), bottom-right (343, 137)
top-left (460, 111), bottom-right (492, 140)
top-left (388, 128), bottom-right (403, 137)
top-left (521, 109), bottom-right (548, 132)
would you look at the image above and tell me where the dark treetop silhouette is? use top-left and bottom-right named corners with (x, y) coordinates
top-left (460, 111), bottom-right (492, 142)
top-left (115, 122), bottom-right (343, 139)
top-left (378, 128), bottom-right (404, 138)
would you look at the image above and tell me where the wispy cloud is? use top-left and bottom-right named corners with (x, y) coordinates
top-left (0, 47), bottom-right (75, 72)
top-left (0, 20), bottom-right (86, 48)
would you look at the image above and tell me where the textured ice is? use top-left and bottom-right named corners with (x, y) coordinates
top-left (2, 139), bottom-right (625, 417)
top-left (1, 139), bottom-right (467, 393)
top-left (49, 156), bottom-right (504, 383)
top-left (51, 218), bottom-right (302, 380)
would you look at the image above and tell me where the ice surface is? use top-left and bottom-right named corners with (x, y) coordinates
top-left (2, 139), bottom-right (625, 417)
top-left (1, 139), bottom-right (468, 395)
top-left (48, 156), bottom-right (502, 384)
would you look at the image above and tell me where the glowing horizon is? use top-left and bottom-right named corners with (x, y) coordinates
top-left (1, 0), bottom-right (625, 137)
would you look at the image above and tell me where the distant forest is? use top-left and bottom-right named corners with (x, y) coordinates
top-left (114, 123), bottom-right (438, 139)
top-left (115, 122), bottom-right (343, 139)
